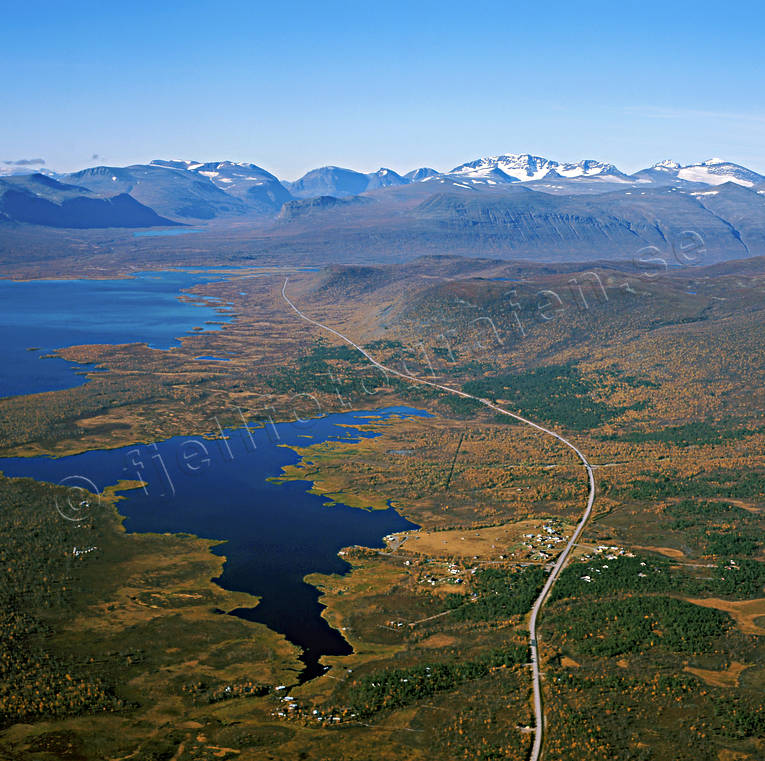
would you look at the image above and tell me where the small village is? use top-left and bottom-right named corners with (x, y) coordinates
top-left (71, 545), bottom-right (97, 558)
top-left (271, 684), bottom-right (354, 726)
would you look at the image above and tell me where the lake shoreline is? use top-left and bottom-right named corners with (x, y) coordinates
top-left (0, 407), bottom-right (427, 682)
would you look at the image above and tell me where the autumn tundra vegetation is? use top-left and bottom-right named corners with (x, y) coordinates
top-left (0, 255), bottom-right (762, 760)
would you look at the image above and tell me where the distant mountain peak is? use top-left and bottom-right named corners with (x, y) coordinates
top-left (634, 158), bottom-right (765, 189)
top-left (0, 165), bottom-right (57, 178)
top-left (677, 159), bottom-right (764, 188)
top-left (366, 167), bottom-right (406, 190)
top-left (556, 159), bottom-right (624, 179)
top-left (448, 154), bottom-right (626, 184)
top-left (150, 159), bottom-right (201, 170)
top-left (405, 167), bottom-right (439, 182)
top-left (149, 159), bottom-right (290, 210)
top-left (287, 166), bottom-right (371, 199)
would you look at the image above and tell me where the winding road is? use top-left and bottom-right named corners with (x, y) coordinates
top-left (282, 278), bottom-right (596, 761)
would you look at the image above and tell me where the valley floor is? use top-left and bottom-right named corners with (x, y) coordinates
top-left (0, 255), bottom-right (763, 760)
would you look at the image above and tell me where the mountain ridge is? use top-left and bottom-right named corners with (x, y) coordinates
top-left (2, 154), bottom-right (763, 254)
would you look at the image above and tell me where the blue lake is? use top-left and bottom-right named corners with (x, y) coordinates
top-left (0, 406), bottom-right (427, 681)
top-left (0, 270), bottom-right (232, 398)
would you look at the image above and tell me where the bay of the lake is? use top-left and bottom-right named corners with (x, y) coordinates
top-left (0, 406), bottom-right (428, 681)
top-left (0, 270), bottom-right (232, 398)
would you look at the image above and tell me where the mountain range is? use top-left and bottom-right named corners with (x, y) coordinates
top-left (2, 153), bottom-right (764, 264)
top-left (0, 173), bottom-right (178, 228)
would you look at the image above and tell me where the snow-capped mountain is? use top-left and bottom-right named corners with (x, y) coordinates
top-left (8, 153), bottom-right (764, 230)
top-left (0, 164), bottom-right (56, 178)
top-left (555, 159), bottom-right (628, 179)
top-left (633, 159), bottom-right (765, 188)
top-left (65, 164), bottom-right (250, 219)
top-left (449, 154), bottom-right (556, 182)
top-left (365, 167), bottom-right (407, 190)
top-left (150, 160), bottom-right (291, 211)
top-left (405, 167), bottom-right (440, 182)
top-left (446, 154), bottom-right (627, 184)
top-left (652, 159), bottom-right (682, 172)
top-left (5, 154), bottom-right (765, 263)
top-left (677, 158), bottom-right (765, 187)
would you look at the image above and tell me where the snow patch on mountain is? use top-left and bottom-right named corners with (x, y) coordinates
top-left (677, 159), bottom-right (760, 187)
top-left (405, 167), bottom-right (439, 182)
top-left (652, 160), bottom-right (681, 172)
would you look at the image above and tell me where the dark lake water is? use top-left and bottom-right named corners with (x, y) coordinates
top-left (0, 270), bottom-right (233, 399)
top-left (0, 406), bottom-right (426, 681)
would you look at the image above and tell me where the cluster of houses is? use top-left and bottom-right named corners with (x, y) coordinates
top-left (518, 521), bottom-right (567, 561)
top-left (71, 545), bottom-right (97, 558)
top-left (578, 545), bottom-right (636, 583)
top-left (272, 685), bottom-right (352, 725)
top-left (418, 559), bottom-right (467, 587)
top-left (380, 523), bottom-right (644, 593)
top-left (579, 544), bottom-right (633, 562)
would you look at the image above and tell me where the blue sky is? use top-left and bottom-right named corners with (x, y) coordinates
top-left (3, 0), bottom-right (764, 178)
